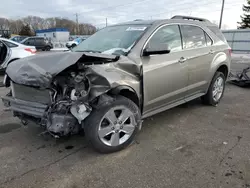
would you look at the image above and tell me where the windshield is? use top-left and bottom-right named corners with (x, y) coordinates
top-left (72, 24), bottom-right (149, 55)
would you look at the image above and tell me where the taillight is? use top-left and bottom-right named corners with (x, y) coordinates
top-left (25, 48), bottom-right (36, 54)
top-left (228, 48), bottom-right (232, 56)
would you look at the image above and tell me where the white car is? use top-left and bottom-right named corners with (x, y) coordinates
top-left (66, 37), bottom-right (86, 48)
top-left (0, 37), bottom-right (36, 70)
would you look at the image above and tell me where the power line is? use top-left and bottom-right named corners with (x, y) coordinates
top-left (151, 2), bottom-right (241, 18)
top-left (78, 0), bottom-right (216, 16)
top-left (101, 1), bottom-right (241, 24)
top-left (97, 0), bottom-right (219, 20)
top-left (77, 0), bottom-right (152, 16)
top-left (133, 0), bottom-right (239, 19)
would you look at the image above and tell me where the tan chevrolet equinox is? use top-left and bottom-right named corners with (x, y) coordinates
top-left (2, 15), bottom-right (231, 153)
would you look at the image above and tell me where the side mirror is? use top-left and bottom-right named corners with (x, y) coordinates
top-left (143, 44), bottom-right (170, 56)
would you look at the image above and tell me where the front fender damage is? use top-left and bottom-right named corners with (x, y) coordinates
top-left (4, 52), bottom-right (141, 137)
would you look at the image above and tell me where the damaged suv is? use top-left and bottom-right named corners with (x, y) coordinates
top-left (2, 16), bottom-right (231, 153)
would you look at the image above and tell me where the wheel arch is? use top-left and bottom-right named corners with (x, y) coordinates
top-left (216, 64), bottom-right (229, 78)
top-left (205, 63), bottom-right (229, 94)
top-left (8, 58), bottom-right (20, 65)
top-left (109, 85), bottom-right (141, 109)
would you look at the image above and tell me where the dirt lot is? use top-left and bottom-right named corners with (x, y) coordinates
top-left (0, 61), bottom-right (250, 188)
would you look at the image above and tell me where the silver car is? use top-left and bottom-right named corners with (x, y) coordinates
top-left (2, 15), bottom-right (231, 153)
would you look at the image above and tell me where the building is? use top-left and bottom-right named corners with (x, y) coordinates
top-left (35, 28), bottom-right (70, 43)
top-left (222, 29), bottom-right (250, 54)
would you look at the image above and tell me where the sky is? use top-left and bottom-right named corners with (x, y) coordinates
top-left (0, 0), bottom-right (246, 29)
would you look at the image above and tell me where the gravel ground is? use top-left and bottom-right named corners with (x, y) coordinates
top-left (0, 59), bottom-right (250, 188)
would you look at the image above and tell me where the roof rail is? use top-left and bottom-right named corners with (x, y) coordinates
top-left (171, 15), bottom-right (210, 22)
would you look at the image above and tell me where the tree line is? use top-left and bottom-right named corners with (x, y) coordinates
top-left (0, 16), bottom-right (97, 37)
top-left (238, 0), bottom-right (250, 29)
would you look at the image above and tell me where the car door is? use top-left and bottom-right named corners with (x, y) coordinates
top-left (36, 38), bottom-right (44, 50)
top-left (179, 25), bottom-right (214, 98)
top-left (24, 38), bottom-right (35, 47)
top-left (34, 38), bottom-right (40, 49)
top-left (142, 24), bottom-right (188, 114)
top-left (0, 40), bottom-right (12, 69)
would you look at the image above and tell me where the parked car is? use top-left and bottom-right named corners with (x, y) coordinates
top-left (2, 15), bottom-right (231, 153)
top-left (10, 36), bottom-right (28, 43)
top-left (0, 37), bottom-right (36, 71)
top-left (20, 36), bottom-right (53, 51)
top-left (66, 37), bottom-right (85, 48)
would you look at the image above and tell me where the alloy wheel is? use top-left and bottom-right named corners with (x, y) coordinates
top-left (212, 76), bottom-right (224, 102)
top-left (98, 106), bottom-right (136, 147)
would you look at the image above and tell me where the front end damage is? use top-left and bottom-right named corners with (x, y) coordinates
top-left (2, 52), bottom-right (141, 137)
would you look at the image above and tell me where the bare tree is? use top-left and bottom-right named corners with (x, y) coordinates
top-left (79, 23), bottom-right (97, 35)
top-left (9, 19), bottom-right (24, 34)
top-left (0, 18), bottom-right (11, 30)
top-left (44, 17), bottom-right (56, 29)
top-left (0, 16), bottom-right (97, 36)
top-left (22, 16), bottom-right (47, 31)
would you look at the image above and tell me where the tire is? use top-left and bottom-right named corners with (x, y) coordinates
top-left (201, 72), bottom-right (226, 106)
top-left (45, 46), bottom-right (51, 51)
top-left (84, 95), bottom-right (141, 153)
top-left (71, 44), bottom-right (77, 48)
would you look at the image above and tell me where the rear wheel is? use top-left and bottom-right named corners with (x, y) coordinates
top-left (84, 95), bottom-right (141, 153)
top-left (45, 46), bottom-right (51, 51)
top-left (201, 72), bottom-right (226, 106)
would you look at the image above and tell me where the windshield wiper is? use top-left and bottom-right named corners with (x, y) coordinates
top-left (74, 50), bottom-right (102, 53)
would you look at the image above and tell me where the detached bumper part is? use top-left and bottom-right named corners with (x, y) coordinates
top-left (2, 96), bottom-right (47, 117)
top-left (229, 67), bottom-right (250, 87)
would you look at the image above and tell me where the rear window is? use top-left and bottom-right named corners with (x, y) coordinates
top-left (207, 26), bottom-right (227, 42)
top-left (4, 41), bottom-right (18, 48)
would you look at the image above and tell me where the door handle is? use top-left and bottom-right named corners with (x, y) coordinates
top-left (209, 50), bottom-right (215, 54)
top-left (179, 57), bottom-right (187, 63)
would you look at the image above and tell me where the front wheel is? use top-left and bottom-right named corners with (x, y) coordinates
top-left (201, 72), bottom-right (226, 106)
top-left (84, 95), bottom-right (141, 153)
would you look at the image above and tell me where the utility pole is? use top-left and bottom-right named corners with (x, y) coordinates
top-left (106, 18), bottom-right (108, 27)
top-left (74, 13), bottom-right (79, 35)
top-left (219, 0), bottom-right (225, 29)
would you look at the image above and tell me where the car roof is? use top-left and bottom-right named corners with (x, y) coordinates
top-left (21, 36), bottom-right (45, 41)
top-left (24, 36), bottom-right (45, 39)
top-left (0, 37), bottom-right (21, 46)
top-left (112, 16), bottom-right (216, 28)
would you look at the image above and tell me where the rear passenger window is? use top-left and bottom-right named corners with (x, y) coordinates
top-left (147, 25), bottom-right (182, 53)
top-left (181, 25), bottom-right (206, 49)
top-left (36, 38), bottom-right (44, 45)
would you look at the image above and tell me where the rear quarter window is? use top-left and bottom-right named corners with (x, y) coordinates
top-left (4, 41), bottom-right (18, 48)
top-left (207, 26), bottom-right (227, 42)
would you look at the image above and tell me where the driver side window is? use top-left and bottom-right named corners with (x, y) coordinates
top-left (25, 38), bottom-right (34, 45)
top-left (147, 25), bottom-right (182, 53)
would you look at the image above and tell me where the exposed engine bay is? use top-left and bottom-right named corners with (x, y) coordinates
top-left (42, 67), bottom-right (93, 137)
top-left (2, 51), bottom-right (141, 138)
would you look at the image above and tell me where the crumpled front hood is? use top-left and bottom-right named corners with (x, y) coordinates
top-left (6, 51), bottom-right (119, 88)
